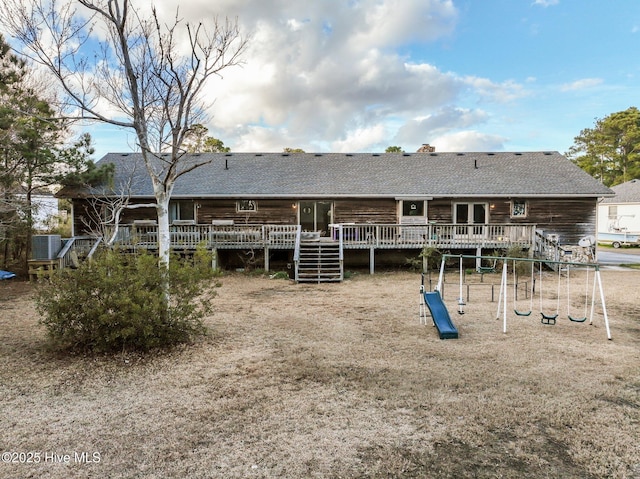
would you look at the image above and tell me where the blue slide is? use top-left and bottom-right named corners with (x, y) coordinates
top-left (423, 291), bottom-right (459, 339)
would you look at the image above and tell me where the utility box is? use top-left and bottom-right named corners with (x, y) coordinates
top-left (32, 234), bottom-right (62, 260)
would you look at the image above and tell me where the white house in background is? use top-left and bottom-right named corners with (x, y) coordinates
top-left (597, 179), bottom-right (640, 247)
top-left (15, 192), bottom-right (61, 231)
top-left (598, 179), bottom-right (640, 233)
top-left (33, 194), bottom-right (62, 231)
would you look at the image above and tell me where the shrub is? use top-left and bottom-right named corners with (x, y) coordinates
top-left (36, 248), bottom-right (219, 353)
top-left (504, 245), bottom-right (530, 276)
top-left (419, 246), bottom-right (443, 272)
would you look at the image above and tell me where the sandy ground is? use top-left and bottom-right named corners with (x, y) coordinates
top-left (0, 267), bottom-right (639, 478)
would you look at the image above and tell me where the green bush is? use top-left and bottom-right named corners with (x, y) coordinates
top-left (504, 245), bottom-right (531, 276)
top-left (419, 246), bottom-right (443, 272)
top-left (36, 248), bottom-right (219, 353)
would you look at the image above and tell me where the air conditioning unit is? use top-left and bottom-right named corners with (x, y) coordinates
top-left (32, 235), bottom-right (62, 260)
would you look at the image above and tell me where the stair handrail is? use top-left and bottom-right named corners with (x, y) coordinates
top-left (293, 225), bottom-right (302, 280)
top-left (57, 235), bottom-right (103, 269)
top-left (338, 224), bottom-right (344, 281)
top-left (534, 229), bottom-right (560, 262)
top-left (56, 237), bottom-right (76, 268)
top-left (87, 236), bottom-right (103, 259)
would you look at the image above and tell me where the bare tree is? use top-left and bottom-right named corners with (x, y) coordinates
top-left (79, 161), bottom-right (155, 247)
top-left (0, 0), bottom-right (248, 268)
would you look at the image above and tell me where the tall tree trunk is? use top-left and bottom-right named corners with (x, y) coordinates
top-left (156, 193), bottom-right (171, 269)
top-left (154, 190), bottom-right (172, 319)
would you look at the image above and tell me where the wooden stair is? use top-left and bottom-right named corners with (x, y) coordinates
top-left (296, 240), bottom-right (343, 283)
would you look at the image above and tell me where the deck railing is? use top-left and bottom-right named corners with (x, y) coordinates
top-left (337, 223), bottom-right (536, 249)
top-left (106, 222), bottom-right (535, 251)
top-left (110, 223), bottom-right (301, 250)
top-left (57, 236), bottom-right (102, 268)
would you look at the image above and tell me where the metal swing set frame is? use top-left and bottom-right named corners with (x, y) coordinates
top-left (434, 254), bottom-right (612, 340)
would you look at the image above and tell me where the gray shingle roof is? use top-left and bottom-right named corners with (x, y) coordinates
top-left (601, 178), bottom-right (640, 204)
top-left (77, 151), bottom-right (613, 199)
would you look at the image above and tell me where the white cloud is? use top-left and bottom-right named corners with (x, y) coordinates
top-left (462, 76), bottom-right (529, 103)
top-left (330, 124), bottom-right (388, 152)
top-left (532, 0), bottom-right (559, 7)
top-left (80, 1), bottom-right (524, 153)
top-left (560, 78), bottom-right (604, 92)
top-left (430, 131), bottom-right (508, 152)
top-left (394, 107), bottom-right (489, 146)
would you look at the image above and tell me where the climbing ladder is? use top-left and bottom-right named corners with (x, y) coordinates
top-left (296, 240), bottom-right (343, 283)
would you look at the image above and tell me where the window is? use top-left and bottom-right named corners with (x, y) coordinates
top-left (511, 200), bottom-right (527, 218)
top-left (607, 205), bottom-right (618, 219)
top-left (402, 200), bottom-right (424, 217)
top-left (169, 200), bottom-right (195, 222)
top-left (455, 203), bottom-right (487, 224)
top-left (237, 199), bottom-right (257, 212)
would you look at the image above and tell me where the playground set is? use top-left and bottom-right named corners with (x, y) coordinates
top-left (419, 254), bottom-right (611, 341)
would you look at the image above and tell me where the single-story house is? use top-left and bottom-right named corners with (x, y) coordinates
top-left (597, 178), bottom-right (640, 247)
top-left (59, 151), bottom-right (613, 281)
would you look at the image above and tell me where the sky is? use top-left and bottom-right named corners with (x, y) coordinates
top-left (79, 0), bottom-right (640, 159)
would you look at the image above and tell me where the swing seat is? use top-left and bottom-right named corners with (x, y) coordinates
top-left (477, 257), bottom-right (498, 274)
top-left (568, 315), bottom-right (587, 323)
top-left (457, 298), bottom-right (466, 315)
top-left (514, 309), bottom-right (532, 317)
top-left (476, 266), bottom-right (496, 274)
top-left (540, 312), bottom-right (558, 325)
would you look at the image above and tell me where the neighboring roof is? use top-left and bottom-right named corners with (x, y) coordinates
top-left (62, 151), bottom-right (614, 199)
top-left (601, 178), bottom-right (640, 204)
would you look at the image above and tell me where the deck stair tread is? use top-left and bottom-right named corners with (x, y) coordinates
top-left (296, 240), bottom-right (343, 283)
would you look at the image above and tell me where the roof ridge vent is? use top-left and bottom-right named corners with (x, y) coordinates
top-left (543, 151), bottom-right (553, 155)
top-left (314, 153), bottom-right (323, 157)
top-left (457, 153), bottom-right (464, 156)
top-left (487, 152), bottom-right (495, 156)
top-left (514, 152), bottom-right (522, 156)
top-left (255, 153), bottom-right (263, 156)
top-left (345, 153), bottom-right (353, 156)
top-left (429, 153), bottom-right (438, 156)
top-left (403, 153), bottom-right (411, 156)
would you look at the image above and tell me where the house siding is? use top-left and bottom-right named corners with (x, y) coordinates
top-left (524, 198), bottom-right (596, 244)
top-left (333, 199), bottom-right (397, 224)
top-left (198, 199), bottom-right (297, 225)
top-left (71, 196), bottom-right (598, 246)
top-left (424, 197), bottom-right (597, 244)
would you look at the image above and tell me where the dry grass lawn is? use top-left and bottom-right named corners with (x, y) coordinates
top-left (1, 268), bottom-right (639, 478)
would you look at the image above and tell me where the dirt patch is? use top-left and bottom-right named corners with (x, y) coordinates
top-left (1, 270), bottom-right (639, 478)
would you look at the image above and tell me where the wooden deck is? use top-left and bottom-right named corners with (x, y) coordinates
top-left (107, 223), bottom-right (537, 251)
top-left (51, 223), bottom-right (586, 281)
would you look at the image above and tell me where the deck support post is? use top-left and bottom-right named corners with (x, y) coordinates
top-left (211, 248), bottom-right (218, 270)
top-left (369, 247), bottom-right (375, 275)
top-left (264, 247), bottom-right (270, 272)
top-left (476, 247), bottom-right (482, 271)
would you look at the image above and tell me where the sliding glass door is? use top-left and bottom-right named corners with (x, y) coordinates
top-left (454, 203), bottom-right (487, 237)
top-left (299, 201), bottom-right (333, 235)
